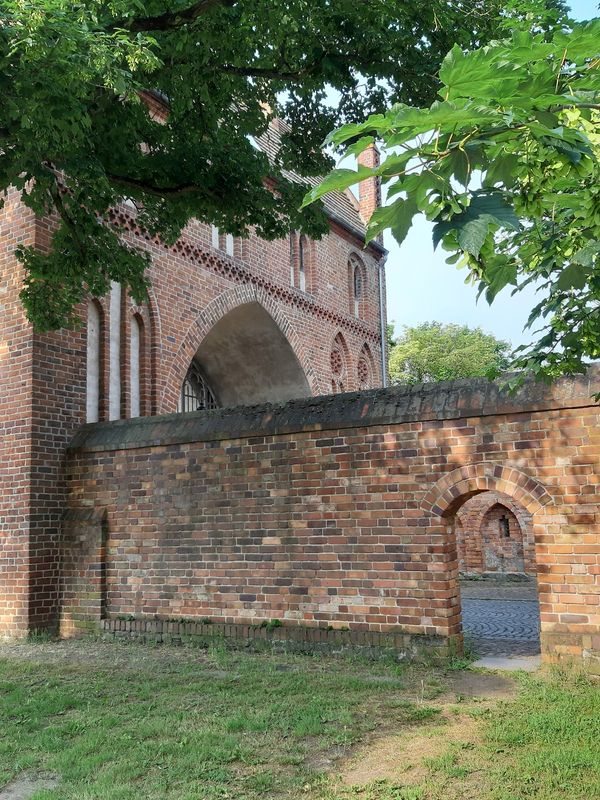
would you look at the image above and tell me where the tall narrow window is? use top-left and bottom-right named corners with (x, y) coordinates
top-left (108, 281), bottom-right (122, 420)
top-left (349, 255), bottom-right (366, 317)
top-left (211, 225), bottom-right (220, 249)
top-left (86, 301), bottom-right (102, 423)
top-left (357, 344), bottom-right (374, 390)
top-left (290, 236), bottom-right (295, 286)
top-left (129, 314), bottom-right (143, 418)
top-left (299, 235), bottom-right (307, 292)
top-left (179, 360), bottom-right (219, 413)
top-left (225, 233), bottom-right (235, 256)
top-left (353, 265), bottom-right (362, 317)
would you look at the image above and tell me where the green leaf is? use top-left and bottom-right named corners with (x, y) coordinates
top-left (300, 165), bottom-right (375, 208)
top-left (343, 136), bottom-right (375, 158)
top-left (483, 154), bottom-right (520, 189)
top-left (572, 243), bottom-right (600, 267)
top-left (433, 192), bottom-right (520, 257)
top-left (366, 196), bottom-right (418, 246)
top-left (556, 263), bottom-right (590, 290)
top-left (438, 43), bottom-right (521, 101)
top-left (553, 19), bottom-right (600, 64)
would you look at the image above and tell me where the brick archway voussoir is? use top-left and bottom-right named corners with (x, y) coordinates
top-left (422, 462), bottom-right (553, 518)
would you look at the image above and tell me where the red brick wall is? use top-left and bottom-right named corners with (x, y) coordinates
top-left (62, 371), bottom-right (600, 670)
top-left (456, 490), bottom-right (536, 575)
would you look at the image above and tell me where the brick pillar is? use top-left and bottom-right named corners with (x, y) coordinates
top-left (0, 191), bottom-right (35, 637)
top-left (0, 194), bottom-right (87, 637)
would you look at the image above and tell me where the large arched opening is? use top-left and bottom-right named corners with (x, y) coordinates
top-left (179, 301), bottom-right (311, 409)
top-left (423, 463), bottom-right (553, 665)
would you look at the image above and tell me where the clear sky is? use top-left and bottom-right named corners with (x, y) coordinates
top-left (384, 0), bottom-right (598, 347)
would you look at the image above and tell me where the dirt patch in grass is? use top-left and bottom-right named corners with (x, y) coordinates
top-left (339, 709), bottom-right (479, 787)
top-left (0, 772), bottom-right (59, 799)
top-left (335, 670), bottom-right (516, 791)
top-left (443, 670), bottom-right (517, 701)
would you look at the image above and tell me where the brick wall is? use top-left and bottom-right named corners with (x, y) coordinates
top-left (456, 490), bottom-right (536, 575)
top-left (62, 369), bottom-right (600, 670)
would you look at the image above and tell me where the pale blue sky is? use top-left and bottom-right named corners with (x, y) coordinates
top-left (384, 0), bottom-right (597, 347)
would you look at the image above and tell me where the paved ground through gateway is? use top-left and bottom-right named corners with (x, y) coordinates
top-left (460, 578), bottom-right (541, 659)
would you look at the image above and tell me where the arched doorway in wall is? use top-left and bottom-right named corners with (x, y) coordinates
top-left (178, 301), bottom-right (311, 409)
top-left (454, 491), bottom-right (540, 660)
top-left (423, 464), bottom-right (552, 665)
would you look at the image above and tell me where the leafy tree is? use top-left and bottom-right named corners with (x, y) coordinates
top-left (0, 0), bottom-right (506, 330)
top-left (388, 321), bottom-right (511, 384)
top-left (305, 10), bottom-right (600, 382)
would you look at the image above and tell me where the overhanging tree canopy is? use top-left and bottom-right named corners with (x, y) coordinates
top-left (305, 14), bottom-right (600, 382)
top-left (0, 0), bottom-right (504, 330)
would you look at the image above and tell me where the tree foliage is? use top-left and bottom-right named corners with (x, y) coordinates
top-left (388, 321), bottom-right (511, 384)
top-left (305, 9), bottom-right (600, 382)
top-left (0, 0), bottom-right (506, 330)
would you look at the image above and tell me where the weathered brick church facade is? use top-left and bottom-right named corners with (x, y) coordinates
top-left (0, 141), bottom-right (387, 639)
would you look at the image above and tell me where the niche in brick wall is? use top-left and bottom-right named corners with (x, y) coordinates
top-left (455, 491), bottom-right (536, 576)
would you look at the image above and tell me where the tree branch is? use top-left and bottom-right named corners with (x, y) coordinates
top-left (220, 54), bottom-right (420, 82)
top-left (106, 171), bottom-right (214, 199)
top-left (44, 170), bottom-right (89, 262)
top-left (109, 0), bottom-right (233, 33)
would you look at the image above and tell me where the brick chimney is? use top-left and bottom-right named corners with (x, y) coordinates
top-left (357, 143), bottom-right (382, 225)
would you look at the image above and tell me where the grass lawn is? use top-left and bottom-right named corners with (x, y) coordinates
top-left (0, 639), bottom-right (598, 799)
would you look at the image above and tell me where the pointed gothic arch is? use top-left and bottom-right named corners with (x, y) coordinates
top-left (357, 342), bottom-right (376, 389)
top-left (330, 332), bottom-right (349, 394)
top-left (161, 287), bottom-right (316, 411)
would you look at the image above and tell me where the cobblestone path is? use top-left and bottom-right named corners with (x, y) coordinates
top-left (461, 580), bottom-right (541, 658)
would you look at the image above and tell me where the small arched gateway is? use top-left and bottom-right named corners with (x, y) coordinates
top-left (178, 301), bottom-right (311, 409)
top-left (423, 463), bottom-right (552, 660)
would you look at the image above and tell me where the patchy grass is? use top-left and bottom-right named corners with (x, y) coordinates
top-left (0, 639), bottom-right (447, 799)
top-left (484, 668), bottom-right (600, 800)
top-left (0, 640), bottom-right (597, 800)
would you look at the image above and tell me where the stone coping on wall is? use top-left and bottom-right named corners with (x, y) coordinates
top-left (69, 365), bottom-right (600, 453)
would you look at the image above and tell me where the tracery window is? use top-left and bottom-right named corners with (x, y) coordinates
top-left (179, 359), bottom-right (219, 413)
top-left (357, 343), bottom-right (374, 390)
top-left (330, 333), bottom-right (348, 394)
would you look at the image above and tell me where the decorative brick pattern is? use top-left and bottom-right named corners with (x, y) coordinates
top-left (61, 369), bottom-right (600, 670)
